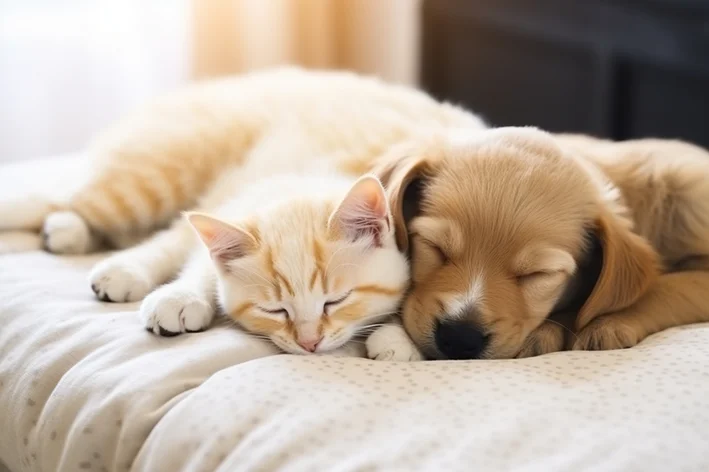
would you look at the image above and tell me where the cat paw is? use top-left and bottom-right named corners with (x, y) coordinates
top-left (572, 315), bottom-right (641, 351)
top-left (366, 324), bottom-right (423, 361)
top-left (41, 211), bottom-right (93, 254)
top-left (89, 258), bottom-right (155, 302)
top-left (141, 286), bottom-right (214, 336)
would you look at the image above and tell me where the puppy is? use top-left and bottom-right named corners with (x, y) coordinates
top-left (376, 127), bottom-right (709, 359)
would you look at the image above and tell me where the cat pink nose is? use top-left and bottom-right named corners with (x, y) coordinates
top-left (298, 336), bottom-right (323, 352)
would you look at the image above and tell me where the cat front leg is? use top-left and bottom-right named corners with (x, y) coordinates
top-left (89, 219), bottom-right (194, 302)
top-left (140, 251), bottom-right (217, 336)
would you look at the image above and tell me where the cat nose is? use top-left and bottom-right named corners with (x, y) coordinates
top-left (434, 318), bottom-right (489, 360)
top-left (297, 336), bottom-right (323, 353)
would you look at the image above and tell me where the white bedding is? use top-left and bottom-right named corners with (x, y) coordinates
top-left (1, 158), bottom-right (709, 472)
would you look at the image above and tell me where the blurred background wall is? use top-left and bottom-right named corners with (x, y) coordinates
top-left (0, 0), bottom-right (421, 162)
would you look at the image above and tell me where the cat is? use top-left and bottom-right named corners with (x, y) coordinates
top-left (91, 169), bottom-right (420, 359)
top-left (0, 67), bottom-right (486, 359)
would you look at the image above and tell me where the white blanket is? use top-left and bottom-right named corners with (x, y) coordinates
top-left (1, 158), bottom-right (708, 472)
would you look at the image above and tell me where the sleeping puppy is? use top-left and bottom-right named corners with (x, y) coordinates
top-left (376, 127), bottom-right (709, 359)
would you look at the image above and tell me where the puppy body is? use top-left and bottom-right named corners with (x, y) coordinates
top-left (555, 134), bottom-right (709, 352)
top-left (378, 128), bottom-right (709, 359)
top-left (559, 134), bottom-right (709, 269)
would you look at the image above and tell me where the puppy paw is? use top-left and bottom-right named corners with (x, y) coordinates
top-left (572, 315), bottom-right (641, 351)
top-left (141, 286), bottom-right (214, 336)
top-left (42, 211), bottom-right (94, 254)
top-left (366, 324), bottom-right (423, 361)
top-left (89, 258), bottom-right (155, 302)
top-left (516, 320), bottom-right (566, 358)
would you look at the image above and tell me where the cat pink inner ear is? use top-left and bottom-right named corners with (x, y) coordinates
top-left (329, 175), bottom-right (390, 246)
top-left (186, 213), bottom-right (257, 264)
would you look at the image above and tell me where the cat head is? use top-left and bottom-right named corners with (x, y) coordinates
top-left (187, 175), bottom-right (409, 355)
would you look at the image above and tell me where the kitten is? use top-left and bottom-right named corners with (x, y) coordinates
top-left (93, 171), bottom-right (422, 359)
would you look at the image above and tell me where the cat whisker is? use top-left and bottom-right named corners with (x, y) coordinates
top-left (358, 323), bottom-right (389, 330)
top-left (327, 262), bottom-right (363, 276)
top-left (252, 336), bottom-right (273, 341)
top-left (358, 331), bottom-right (385, 337)
top-left (356, 325), bottom-right (392, 334)
top-left (242, 332), bottom-right (273, 341)
top-left (234, 266), bottom-right (274, 288)
top-left (358, 313), bottom-right (400, 325)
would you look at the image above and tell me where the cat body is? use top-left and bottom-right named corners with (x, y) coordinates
top-left (119, 170), bottom-right (413, 357)
top-left (1, 67), bottom-right (486, 359)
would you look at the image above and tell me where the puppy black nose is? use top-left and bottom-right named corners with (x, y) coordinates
top-left (434, 319), bottom-right (489, 359)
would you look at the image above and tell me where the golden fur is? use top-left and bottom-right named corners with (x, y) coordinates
top-left (377, 127), bottom-right (709, 359)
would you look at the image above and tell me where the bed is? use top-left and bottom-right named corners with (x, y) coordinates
top-left (1, 157), bottom-right (708, 472)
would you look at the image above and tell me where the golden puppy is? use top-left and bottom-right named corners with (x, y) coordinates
top-left (376, 127), bottom-right (709, 359)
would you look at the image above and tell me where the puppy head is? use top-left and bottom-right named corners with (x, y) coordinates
top-left (377, 127), bottom-right (659, 359)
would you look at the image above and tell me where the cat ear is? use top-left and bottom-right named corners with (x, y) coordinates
top-left (328, 175), bottom-right (391, 246)
top-left (185, 212), bottom-right (258, 265)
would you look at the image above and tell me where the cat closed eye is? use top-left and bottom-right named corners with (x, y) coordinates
top-left (324, 291), bottom-right (352, 312)
top-left (258, 307), bottom-right (289, 317)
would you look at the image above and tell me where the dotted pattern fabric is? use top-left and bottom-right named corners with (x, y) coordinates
top-left (137, 335), bottom-right (709, 472)
top-left (2, 160), bottom-right (709, 472)
top-left (1, 253), bottom-right (709, 472)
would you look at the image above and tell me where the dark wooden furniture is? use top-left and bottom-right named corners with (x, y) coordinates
top-left (421, 0), bottom-right (709, 147)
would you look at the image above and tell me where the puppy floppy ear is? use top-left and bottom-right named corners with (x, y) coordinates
top-left (575, 210), bottom-right (661, 330)
top-left (372, 141), bottom-right (438, 253)
top-left (373, 149), bottom-right (438, 253)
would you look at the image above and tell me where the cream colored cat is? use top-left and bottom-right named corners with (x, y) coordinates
top-left (96, 170), bottom-right (416, 358)
top-left (0, 67), bottom-right (486, 359)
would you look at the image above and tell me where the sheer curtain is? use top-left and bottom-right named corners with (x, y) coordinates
top-left (192, 0), bottom-right (421, 84)
top-left (0, 1), bottom-right (191, 162)
top-left (0, 0), bottom-right (421, 163)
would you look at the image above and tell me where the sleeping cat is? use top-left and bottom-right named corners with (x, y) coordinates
top-left (95, 170), bottom-right (420, 358)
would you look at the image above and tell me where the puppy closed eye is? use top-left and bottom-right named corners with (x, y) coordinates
top-left (515, 248), bottom-right (576, 285)
top-left (420, 239), bottom-right (450, 264)
top-left (516, 269), bottom-right (571, 316)
top-left (515, 271), bottom-right (550, 284)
